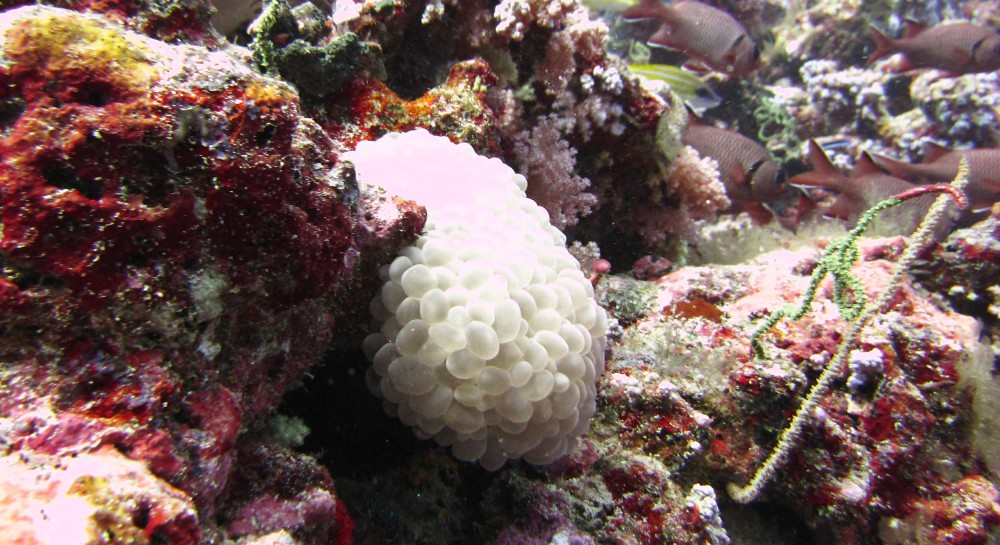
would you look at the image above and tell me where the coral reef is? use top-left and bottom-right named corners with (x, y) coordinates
top-left (0, 4), bottom-right (414, 543)
top-left (909, 71), bottom-right (1000, 147)
top-left (731, 162), bottom-right (969, 504)
top-left (1, 0), bottom-right (999, 543)
top-left (600, 229), bottom-right (995, 543)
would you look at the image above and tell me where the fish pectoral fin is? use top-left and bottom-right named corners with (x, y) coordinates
top-left (824, 195), bottom-right (859, 221)
top-left (730, 161), bottom-right (749, 185)
top-left (648, 25), bottom-right (679, 50)
top-left (742, 201), bottom-right (774, 225)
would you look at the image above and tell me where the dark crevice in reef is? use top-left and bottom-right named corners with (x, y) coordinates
top-left (720, 500), bottom-right (820, 545)
top-left (281, 349), bottom-right (506, 544)
top-left (280, 349), bottom-right (424, 479)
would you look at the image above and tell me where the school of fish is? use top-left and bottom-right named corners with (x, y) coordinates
top-left (588, 0), bottom-right (1000, 231)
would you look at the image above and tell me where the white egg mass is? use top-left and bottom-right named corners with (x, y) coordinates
top-left (347, 130), bottom-right (608, 470)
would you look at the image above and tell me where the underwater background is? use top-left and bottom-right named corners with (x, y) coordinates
top-left (0, 0), bottom-right (999, 543)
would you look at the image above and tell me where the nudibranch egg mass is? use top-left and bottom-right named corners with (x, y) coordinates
top-left (346, 130), bottom-right (608, 470)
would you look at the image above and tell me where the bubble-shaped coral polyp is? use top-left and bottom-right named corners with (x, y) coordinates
top-left (347, 130), bottom-right (608, 470)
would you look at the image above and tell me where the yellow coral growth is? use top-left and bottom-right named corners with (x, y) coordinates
top-left (3, 10), bottom-right (157, 93)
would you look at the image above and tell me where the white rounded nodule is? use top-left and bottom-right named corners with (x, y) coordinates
top-left (347, 130), bottom-right (607, 470)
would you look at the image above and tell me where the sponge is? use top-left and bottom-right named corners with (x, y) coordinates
top-left (347, 130), bottom-right (607, 470)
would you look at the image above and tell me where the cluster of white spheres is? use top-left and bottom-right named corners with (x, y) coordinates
top-left (346, 130), bottom-right (608, 470)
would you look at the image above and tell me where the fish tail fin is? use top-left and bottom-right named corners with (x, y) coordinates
top-left (851, 151), bottom-right (884, 177)
top-left (921, 141), bottom-right (952, 162)
top-left (901, 19), bottom-right (928, 39)
top-left (867, 26), bottom-right (896, 65)
top-left (789, 140), bottom-right (848, 190)
top-left (622, 0), bottom-right (668, 21)
top-left (685, 104), bottom-right (703, 126)
top-left (865, 151), bottom-right (910, 178)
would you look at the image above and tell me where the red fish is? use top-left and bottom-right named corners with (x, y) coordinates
top-left (867, 144), bottom-right (1000, 212)
top-left (789, 140), bottom-right (940, 233)
top-left (683, 124), bottom-right (781, 223)
top-left (775, 192), bottom-right (818, 233)
top-left (623, 0), bottom-right (759, 77)
top-left (868, 21), bottom-right (1000, 74)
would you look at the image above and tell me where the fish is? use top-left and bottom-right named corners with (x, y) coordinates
top-left (683, 123), bottom-right (782, 223)
top-left (868, 21), bottom-right (1000, 74)
top-left (629, 63), bottom-right (722, 113)
top-left (581, 0), bottom-right (637, 11)
top-left (789, 140), bottom-right (942, 233)
top-left (210, 0), bottom-right (260, 35)
top-left (774, 192), bottom-right (817, 233)
top-left (866, 144), bottom-right (1000, 212)
top-left (622, 0), bottom-right (760, 77)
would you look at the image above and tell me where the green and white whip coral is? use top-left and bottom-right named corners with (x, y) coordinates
top-left (728, 158), bottom-right (970, 504)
